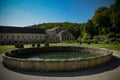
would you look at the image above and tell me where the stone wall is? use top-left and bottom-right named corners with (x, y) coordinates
top-left (2, 46), bottom-right (113, 71)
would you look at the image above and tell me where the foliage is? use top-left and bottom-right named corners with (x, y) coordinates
top-left (15, 43), bottom-right (24, 48)
top-left (93, 35), bottom-right (107, 44)
top-left (92, 0), bottom-right (120, 35)
top-left (116, 38), bottom-right (120, 44)
top-left (45, 42), bottom-right (49, 47)
top-left (95, 7), bottom-right (108, 14)
top-left (80, 32), bottom-right (91, 43)
top-left (84, 20), bottom-right (97, 37)
top-left (79, 41), bottom-right (82, 44)
top-left (32, 43), bottom-right (35, 48)
top-left (107, 32), bottom-right (116, 38)
top-left (37, 43), bottom-right (40, 48)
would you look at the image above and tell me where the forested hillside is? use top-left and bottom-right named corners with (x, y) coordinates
top-left (27, 0), bottom-right (120, 44)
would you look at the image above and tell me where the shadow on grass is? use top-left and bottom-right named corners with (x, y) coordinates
top-left (3, 56), bottom-right (120, 77)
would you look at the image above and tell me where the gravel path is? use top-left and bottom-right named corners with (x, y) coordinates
top-left (0, 50), bottom-right (120, 80)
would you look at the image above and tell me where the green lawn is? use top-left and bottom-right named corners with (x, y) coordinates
top-left (0, 43), bottom-right (120, 54)
top-left (50, 43), bottom-right (120, 50)
top-left (82, 43), bottom-right (120, 50)
top-left (0, 45), bottom-right (16, 54)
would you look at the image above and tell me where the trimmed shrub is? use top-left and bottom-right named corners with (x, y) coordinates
top-left (79, 41), bottom-right (82, 44)
top-left (37, 43), bottom-right (40, 48)
top-left (32, 43), bottom-right (35, 48)
top-left (45, 42), bottom-right (49, 47)
top-left (87, 39), bottom-right (91, 45)
top-left (15, 43), bottom-right (24, 48)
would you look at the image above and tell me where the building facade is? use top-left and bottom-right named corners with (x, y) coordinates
top-left (0, 26), bottom-right (75, 45)
top-left (0, 26), bottom-right (46, 45)
top-left (46, 28), bottom-right (74, 42)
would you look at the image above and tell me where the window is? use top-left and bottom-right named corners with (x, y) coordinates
top-left (17, 36), bottom-right (19, 38)
top-left (56, 38), bottom-right (58, 41)
top-left (1, 36), bottom-right (3, 39)
top-left (50, 38), bottom-right (52, 41)
top-left (7, 36), bottom-right (8, 39)
top-left (40, 36), bottom-right (42, 38)
top-left (12, 36), bottom-right (14, 39)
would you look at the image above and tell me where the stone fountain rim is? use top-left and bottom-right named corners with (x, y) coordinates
top-left (2, 46), bottom-right (113, 62)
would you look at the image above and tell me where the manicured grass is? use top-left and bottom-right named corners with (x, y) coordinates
top-left (0, 45), bottom-right (16, 54)
top-left (26, 51), bottom-right (102, 59)
top-left (82, 43), bottom-right (120, 50)
top-left (50, 43), bottom-right (120, 51)
top-left (0, 43), bottom-right (120, 54)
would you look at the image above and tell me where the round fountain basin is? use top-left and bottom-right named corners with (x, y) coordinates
top-left (2, 46), bottom-right (113, 72)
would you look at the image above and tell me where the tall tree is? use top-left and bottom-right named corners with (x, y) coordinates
top-left (92, 7), bottom-right (112, 34)
top-left (110, 0), bottom-right (120, 33)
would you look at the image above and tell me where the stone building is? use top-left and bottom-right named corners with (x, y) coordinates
top-left (0, 26), bottom-right (46, 45)
top-left (46, 27), bottom-right (74, 42)
top-left (0, 26), bottom-right (75, 45)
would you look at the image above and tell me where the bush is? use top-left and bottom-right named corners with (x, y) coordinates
top-left (79, 41), bottom-right (82, 44)
top-left (116, 38), bottom-right (120, 44)
top-left (116, 33), bottom-right (120, 38)
top-left (32, 43), bottom-right (35, 48)
top-left (93, 36), bottom-right (99, 43)
top-left (107, 32), bottom-right (115, 38)
top-left (81, 33), bottom-right (91, 43)
top-left (87, 40), bottom-right (91, 45)
top-left (37, 43), bottom-right (40, 48)
top-left (92, 35), bottom-right (107, 44)
top-left (15, 43), bottom-right (24, 48)
top-left (45, 42), bottom-right (49, 47)
top-left (109, 38), bottom-right (116, 43)
top-left (76, 40), bottom-right (79, 43)
top-left (103, 39), bottom-right (109, 44)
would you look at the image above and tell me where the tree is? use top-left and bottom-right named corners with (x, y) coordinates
top-left (84, 20), bottom-right (97, 37)
top-left (110, 0), bottom-right (120, 33)
top-left (95, 7), bottom-right (108, 14)
top-left (81, 32), bottom-right (91, 43)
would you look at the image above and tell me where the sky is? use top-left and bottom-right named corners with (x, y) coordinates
top-left (0, 0), bottom-right (115, 27)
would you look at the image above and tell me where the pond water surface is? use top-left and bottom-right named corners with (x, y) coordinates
top-left (23, 51), bottom-right (102, 60)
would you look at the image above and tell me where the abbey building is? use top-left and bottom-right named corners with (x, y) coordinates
top-left (0, 26), bottom-right (74, 45)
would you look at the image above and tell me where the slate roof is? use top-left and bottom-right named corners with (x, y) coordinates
top-left (0, 26), bottom-right (45, 34)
